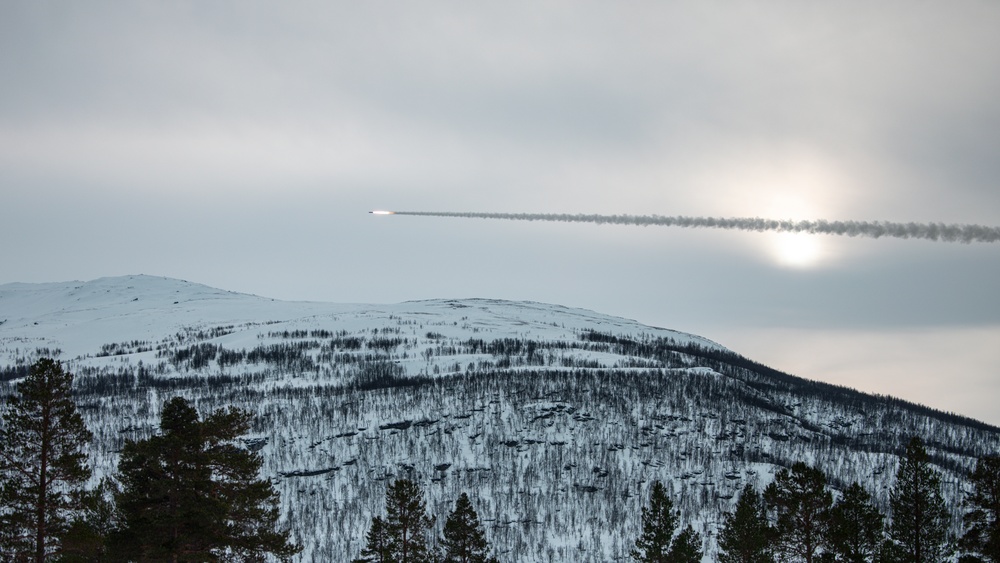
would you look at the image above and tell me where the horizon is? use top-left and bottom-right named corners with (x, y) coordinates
top-left (2, 2), bottom-right (998, 426)
top-left (3, 272), bottom-right (998, 428)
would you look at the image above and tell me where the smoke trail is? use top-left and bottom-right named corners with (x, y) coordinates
top-left (391, 211), bottom-right (1000, 244)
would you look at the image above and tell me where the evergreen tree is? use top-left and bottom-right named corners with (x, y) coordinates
top-left (668, 525), bottom-right (703, 563)
top-left (0, 358), bottom-right (93, 562)
top-left (764, 462), bottom-right (832, 563)
top-left (356, 479), bottom-right (436, 563)
top-left (888, 437), bottom-right (950, 563)
top-left (718, 484), bottom-right (774, 563)
top-left (441, 493), bottom-right (497, 563)
top-left (111, 396), bottom-right (299, 562)
top-left (632, 481), bottom-right (677, 562)
top-left (632, 480), bottom-right (701, 562)
top-left (355, 516), bottom-right (392, 563)
top-left (960, 455), bottom-right (1000, 563)
top-left (57, 479), bottom-right (119, 563)
top-left (387, 478), bottom-right (435, 563)
top-left (826, 483), bottom-right (884, 563)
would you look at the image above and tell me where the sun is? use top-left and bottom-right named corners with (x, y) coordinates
top-left (769, 232), bottom-right (823, 268)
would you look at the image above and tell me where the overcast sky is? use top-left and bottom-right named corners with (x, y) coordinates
top-left (2, 1), bottom-right (999, 425)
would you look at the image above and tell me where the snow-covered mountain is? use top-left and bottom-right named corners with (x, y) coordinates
top-left (1, 275), bottom-right (997, 562)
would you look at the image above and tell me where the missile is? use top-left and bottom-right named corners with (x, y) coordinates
top-left (369, 210), bottom-right (395, 215)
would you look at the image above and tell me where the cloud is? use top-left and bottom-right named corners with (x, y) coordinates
top-left (2, 2), bottom-right (999, 381)
top-left (4, 1), bottom-right (1000, 213)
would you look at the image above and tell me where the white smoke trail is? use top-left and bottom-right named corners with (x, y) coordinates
top-left (390, 211), bottom-right (1000, 244)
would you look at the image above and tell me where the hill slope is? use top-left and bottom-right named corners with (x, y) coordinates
top-left (1, 275), bottom-right (997, 561)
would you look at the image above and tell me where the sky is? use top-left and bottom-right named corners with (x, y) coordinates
top-left (2, 1), bottom-right (999, 425)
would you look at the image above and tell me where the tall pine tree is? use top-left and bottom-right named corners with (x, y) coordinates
top-left (0, 358), bottom-right (92, 562)
top-left (111, 396), bottom-right (299, 562)
top-left (960, 455), bottom-right (1000, 563)
top-left (764, 462), bottom-right (832, 563)
top-left (441, 493), bottom-right (497, 563)
top-left (825, 482), bottom-right (884, 563)
top-left (718, 484), bottom-right (774, 563)
top-left (888, 437), bottom-right (950, 563)
top-left (358, 478), bottom-right (435, 563)
top-left (387, 479), bottom-right (435, 563)
top-left (631, 480), bottom-right (701, 562)
top-left (354, 516), bottom-right (392, 563)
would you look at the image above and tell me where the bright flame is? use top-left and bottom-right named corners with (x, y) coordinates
top-left (370, 210), bottom-right (395, 215)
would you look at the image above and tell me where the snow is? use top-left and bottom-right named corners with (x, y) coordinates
top-left (0, 274), bottom-right (722, 369)
top-left (1, 275), bottom-right (995, 562)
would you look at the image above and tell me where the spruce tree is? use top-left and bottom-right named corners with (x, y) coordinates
top-left (632, 480), bottom-right (701, 562)
top-left (719, 484), bottom-right (774, 563)
top-left (441, 493), bottom-right (497, 563)
top-left (826, 483), bottom-right (884, 563)
top-left (0, 358), bottom-right (93, 562)
top-left (888, 437), bottom-right (950, 563)
top-left (764, 462), bottom-right (832, 563)
top-left (960, 455), bottom-right (1000, 563)
top-left (111, 396), bottom-right (299, 561)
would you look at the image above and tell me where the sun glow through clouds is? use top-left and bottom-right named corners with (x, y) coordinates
top-left (769, 232), bottom-right (823, 268)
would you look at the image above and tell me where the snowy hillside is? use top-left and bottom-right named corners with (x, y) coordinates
top-left (1, 275), bottom-right (997, 562)
top-left (0, 275), bottom-right (719, 366)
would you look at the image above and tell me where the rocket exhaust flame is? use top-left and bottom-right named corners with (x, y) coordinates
top-left (369, 210), bottom-right (396, 215)
top-left (383, 211), bottom-right (1000, 244)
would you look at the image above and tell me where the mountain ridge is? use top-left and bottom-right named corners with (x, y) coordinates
top-left (1, 275), bottom-right (997, 561)
top-left (0, 274), bottom-right (725, 363)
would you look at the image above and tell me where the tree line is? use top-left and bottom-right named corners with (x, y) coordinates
top-left (354, 442), bottom-right (1000, 563)
top-left (630, 436), bottom-right (1000, 563)
top-left (352, 479), bottom-right (498, 563)
top-left (0, 359), bottom-right (298, 562)
top-left (1, 359), bottom-right (998, 562)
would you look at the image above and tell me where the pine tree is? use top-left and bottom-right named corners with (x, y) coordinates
top-left (888, 437), bottom-right (950, 563)
top-left (632, 481), bottom-right (677, 562)
top-left (960, 455), bottom-right (1000, 563)
top-left (57, 479), bottom-right (119, 562)
top-left (442, 493), bottom-right (497, 563)
top-left (668, 525), bottom-right (703, 563)
top-left (387, 478), bottom-right (435, 563)
top-left (764, 462), bottom-right (832, 563)
top-left (355, 516), bottom-right (392, 563)
top-left (826, 482), bottom-right (884, 563)
top-left (718, 484), bottom-right (774, 563)
top-left (356, 479), bottom-right (436, 563)
top-left (111, 396), bottom-right (299, 562)
top-left (201, 406), bottom-right (298, 561)
top-left (632, 480), bottom-right (701, 562)
top-left (0, 358), bottom-right (93, 562)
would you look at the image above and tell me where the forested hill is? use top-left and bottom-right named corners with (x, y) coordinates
top-left (1, 275), bottom-right (997, 561)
